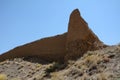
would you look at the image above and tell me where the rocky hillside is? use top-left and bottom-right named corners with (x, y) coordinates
top-left (0, 45), bottom-right (120, 80)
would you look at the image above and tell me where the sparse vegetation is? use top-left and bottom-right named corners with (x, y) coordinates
top-left (96, 72), bottom-right (109, 80)
top-left (45, 62), bottom-right (62, 73)
top-left (0, 46), bottom-right (120, 80)
top-left (10, 78), bottom-right (21, 80)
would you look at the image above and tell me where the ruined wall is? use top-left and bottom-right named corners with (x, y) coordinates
top-left (0, 9), bottom-right (107, 62)
top-left (0, 33), bottom-right (67, 62)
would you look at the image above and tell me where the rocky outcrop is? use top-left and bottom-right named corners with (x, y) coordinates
top-left (0, 9), bottom-right (107, 62)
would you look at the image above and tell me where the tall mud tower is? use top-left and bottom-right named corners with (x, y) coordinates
top-left (65, 9), bottom-right (106, 60)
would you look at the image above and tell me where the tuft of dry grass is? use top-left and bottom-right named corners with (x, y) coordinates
top-left (51, 72), bottom-right (64, 80)
top-left (96, 72), bottom-right (111, 80)
top-left (84, 54), bottom-right (103, 66)
top-left (10, 78), bottom-right (21, 80)
top-left (0, 74), bottom-right (7, 80)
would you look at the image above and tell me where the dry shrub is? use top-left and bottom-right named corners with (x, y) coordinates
top-left (96, 72), bottom-right (110, 80)
top-left (10, 78), bottom-right (21, 80)
top-left (84, 54), bottom-right (103, 67)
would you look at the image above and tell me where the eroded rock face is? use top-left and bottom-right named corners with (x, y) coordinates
top-left (65, 9), bottom-right (107, 60)
top-left (0, 9), bottom-right (107, 62)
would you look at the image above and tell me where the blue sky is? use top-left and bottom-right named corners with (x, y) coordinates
top-left (0, 0), bottom-right (120, 54)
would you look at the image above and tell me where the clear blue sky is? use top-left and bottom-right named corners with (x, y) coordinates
top-left (0, 0), bottom-right (120, 54)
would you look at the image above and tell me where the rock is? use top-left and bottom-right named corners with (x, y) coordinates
top-left (65, 9), bottom-right (107, 61)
